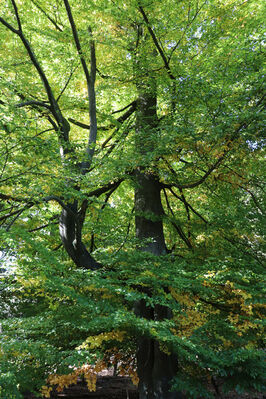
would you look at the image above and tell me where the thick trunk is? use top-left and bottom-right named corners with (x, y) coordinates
top-left (134, 172), bottom-right (183, 399)
top-left (135, 171), bottom-right (166, 255)
top-left (134, 89), bottom-right (183, 398)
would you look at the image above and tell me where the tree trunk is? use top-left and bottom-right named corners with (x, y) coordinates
top-left (134, 172), bottom-right (183, 399)
top-left (59, 201), bottom-right (101, 270)
top-left (134, 89), bottom-right (183, 399)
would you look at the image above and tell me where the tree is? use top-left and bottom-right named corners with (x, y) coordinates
top-left (0, 1), bottom-right (265, 398)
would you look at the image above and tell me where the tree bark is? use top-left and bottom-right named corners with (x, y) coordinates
top-left (59, 201), bottom-right (101, 270)
top-left (134, 88), bottom-right (183, 398)
top-left (134, 174), bottom-right (183, 398)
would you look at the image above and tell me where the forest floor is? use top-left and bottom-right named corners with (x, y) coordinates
top-left (23, 371), bottom-right (264, 399)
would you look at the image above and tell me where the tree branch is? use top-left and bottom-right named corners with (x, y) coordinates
top-left (28, 218), bottom-right (59, 233)
top-left (31, 0), bottom-right (64, 32)
top-left (0, 16), bottom-right (19, 34)
top-left (138, 6), bottom-right (175, 81)
top-left (0, 179), bottom-right (124, 210)
top-left (69, 100), bottom-right (136, 134)
top-left (0, 193), bottom-right (76, 219)
top-left (112, 100), bottom-right (137, 114)
top-left (87, 178), bottom-right (124, 198)
top-left (0, 203), bottom-right (34, 223)
top-left (242, 187), bottom-right (265, 215)
top-left (56, 64), bottom-right (79, 102)
top-left (167, 188), bottom-right (208, 224)
top-left (167, 0), bottom-right (207, 63)
top-left (15, 100), bottom-right (51, 110)
top-left (101, 102), bottom-right (136, 149)
top-left (0, 2), bottom-right (70, 147)
top-left (162, 188), bottom-right (193, 249)
top-left (184, 156), bottom-right (224, 189)
top-left (87, 185), bottom-right (119, 252)
top-left (63, 0), bottom-right (97, 168)
top-left (89, 26), bottom-right (96, 83)
top-left (114, 206), bottom-right (135, 254)
top-left (0, 193), bottom-right (27, 203)
top-left (43, 196), bottom-right (77, 217)
top-left (10, 0), bottom-right (22, 31)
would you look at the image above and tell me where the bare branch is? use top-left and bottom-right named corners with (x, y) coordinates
top-left (31, 0), bottom-right (64, 31)
top-left (168, 0), bottom-right (207, 63)
top-left (10, 0), bottom-right (22, 31)
top-left (0, 141), bottom-right (9, 180)
top-left (167, 187), bottom-right (208, 224)
top-left (69, 101), bottom-right (136, 153)
top-left (87, 184), bottom-right (119, 252)
top-left (103, 123), bottom-right (132, 158)
top-left (68, 118), bottom-right (109, 131)
top-left (112, 100), bottom-right (137, 114)
top-left (87, 179), bottom-right (124, 198)
top-left (0, 178), bottom-right (124, 211)
top-left (63, 0), bottom-right (90, 84)
top-left (96, 67), bottom-right (111, 79)
top-left (86, 27), bottom-right (97, 164)
top-left (15, 100), bottom-right (51, 110)
top-left (169, 119), bottom-right (254, 190)
top-left (101, 102), bottom-right (137, 148)
top-left (68, 118), bottom-right (91, 130)
top-left (138, 6), bottom-right (175, 81)
top-left (179, 155), bottom-right (225, 189)
top-left (52, 243), bottom-right (63, 251)
top-left (0, 203), bottom-right (34, 223)
top-left (6, 208), bottom-right (26, 231)
top-left (63, 0), bottom-right (97, 169)
top-left (179, 188), bottom-right (191, 238)
top-left (56, 64), bottom-right (79, 102)
top-left (28, 218), bottom-right (59, 233)
top-left (114, 206), bottom-right (135, 254)
top-left (0, 16), bottom-right (19, 34)
top-left (162, 188), bottom-right (193, 249)
top-left (1, 2), bottom-right (71, 148)
top-left (241, 187), bottom-right (265, 215)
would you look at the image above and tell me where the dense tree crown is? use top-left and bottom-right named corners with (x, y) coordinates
top-left (0, 1), bottom-right (265, 398)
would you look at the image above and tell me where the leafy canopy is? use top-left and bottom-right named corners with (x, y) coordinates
top-left (0, 0), bottom-right (265, 398)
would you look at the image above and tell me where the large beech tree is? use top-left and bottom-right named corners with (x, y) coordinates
top-left (0, 1), bottom-right (265, 398)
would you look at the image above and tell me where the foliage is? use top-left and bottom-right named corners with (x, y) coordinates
top-left (0, 0), bottom-right (265, 398)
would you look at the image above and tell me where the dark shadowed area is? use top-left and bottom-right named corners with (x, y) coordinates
top-left (23, 375), bottom-right (264, 399)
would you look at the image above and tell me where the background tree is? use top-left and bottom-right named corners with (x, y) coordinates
top-left (0, 0), bottom-right (265, 398)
